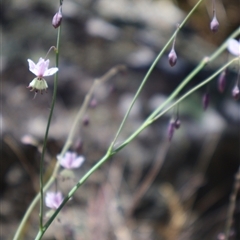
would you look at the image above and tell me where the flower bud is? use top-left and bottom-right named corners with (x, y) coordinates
top-left (83, 115), bottom-right (90, 126)
top-left (89, 98), bottom-right (97, 108)
top-left (52, 7), bottom-right (62, 28)
top-left (174, 119), bottom-right (181, 129)
top-left (167, 119), bottom-right (175, 141)
top-left (218, 70), bottom-right (226, 93)
top-left (168, 48), bottom-right (177, 67)
top-left (210, 15), bottom-right (219, 32)
top-left (232, 85), bottom-right (240, 100)
top-left (202, 93), bottom-right (210, 110)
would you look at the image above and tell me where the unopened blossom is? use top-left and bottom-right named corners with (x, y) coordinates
top-left (167, 119), bottom-right (175, 141)
top-left (232, 85), bottom-right (240, 100)
top-left (57, 151), bottom-right (85, 169)
top-left (218, 70), bottom-right (226, 93)
top-left (52, 6), bottom-right (63, 28)
top-left (45, 191), bottom-right (63, 209)
top-left (168, 47), bottom-right (177, 67)
top-left (174, 119), bottom-right (181, 129)
top-left (227, 39), bottom-right (240, 56)
top-left (210, 15), bottom-right (219, 32)
top-left (27, 58), bottom-right (58, 93)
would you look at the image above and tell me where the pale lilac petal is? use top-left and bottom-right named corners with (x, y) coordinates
top-left (227, 39), bottom-right (240, 56)
top-left (58, 151), bottom-right (85, 169)
top-left (45, 191), bottom-right (63, 209)
top-left (44, 59), bottom-right (50, 70)
top-left (43, 67), bottom-right (58, 76)
top-left (71, 156), bottom-right (85, 168)
top-left (27, 59), bottom-right (38, 76)
top-left (37, 58), bottom-right (45, 66)
top-left (38, 59), bottom-right (48, 77)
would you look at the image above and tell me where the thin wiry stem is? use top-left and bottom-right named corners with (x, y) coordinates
top-left (39, 23), bottom-right (61, 232)
top-left (108, 0), bottom-right (205, 151)
top-left (12, 65), bottom-right (124, 240)
top-left (34, 57), bottom-right (238, 240)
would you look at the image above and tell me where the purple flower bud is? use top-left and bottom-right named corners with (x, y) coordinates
top-left (210, 15), bottom-right (219, 32)
top-left (83, 115), bottom-right (90, 126)
top-left (174, 119), bottom-right (181, 129)
top-left (52, 7), bottom-right (62, 29)
top-left (202, 93), bottom-right (210, 110)
top-left (168, 48), bottom-right (177, 67)
top-left (89, 98), bottom-right (97, 108)
top-left (168, 119), bottom-right (175, 141)
top-left (218, 70), bottom-right (226, 93)
top-left (232, 85), bottom-right (240, 100)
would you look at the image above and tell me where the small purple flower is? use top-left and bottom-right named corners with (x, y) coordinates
top-left (27, 58), bottom-right (58, 92)
top-left (57, 151), bottom-right (85, 169)
top-left (45, 191), bottom-right (63, 209)
top-left (227, 39), bottom-right (240, 56)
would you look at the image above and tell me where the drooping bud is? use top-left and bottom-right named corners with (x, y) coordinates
top-left (167, 119), bottom-right (175, 141)
top-left (210, 15), bottom-right (219, 32)
top-left (232, 85), bottom-right (240, 100)
top-left (83, 115), bottom-right (90, 126)
top-left (174, 119), bottom-right (181, 129)
top-left (218, 70), bottom-right (226, 93)
top-left (202, 93), bottom-right (210, 110)
top-left (168, 48), bottom-right (177, 67)
top-left (89, 98), bottom-right (97, 108)
top-left (52, 7), bottom-right (63, 28)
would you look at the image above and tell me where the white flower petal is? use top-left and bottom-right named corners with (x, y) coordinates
top-left (43, 67), bottom-right (58, 76)
top-left (28, 59), bottom-right (38, 76)
top-left (227, 39), bottom-right (240, 56)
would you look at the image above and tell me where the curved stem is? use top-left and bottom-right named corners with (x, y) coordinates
top-left (113, 58), bottom-right (238, 154)
top-left (109, 0), bottom-right (205, 151)
top-left (13, 65), bottom-right (124, 240)
top-left (35, 57), bottom-right (237, 239)
top-left (35, 152), bottom-right (111, 240)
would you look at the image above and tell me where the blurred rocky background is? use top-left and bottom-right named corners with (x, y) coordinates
top-left (1, 0), bottom-right (240, 239)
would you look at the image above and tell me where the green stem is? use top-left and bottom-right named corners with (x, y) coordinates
top-left (35, 152), bottom-right (111, 240)
top-left (146, 27), bottom-right (240, 122)
top-left (109, 0), bottom-right (205, 150)
top-left (35, 21), bottom-right (239, 240)
top-left (35, 56), bottom-right (237, 239)
top-left (113, 58), bottom-right (238, 153)
top-left (39, 25), bottom-right (61, 231)
top-left (12, 24), bottom-right (62, 240)
top-left (13, 65), bottom-right (124, 240)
